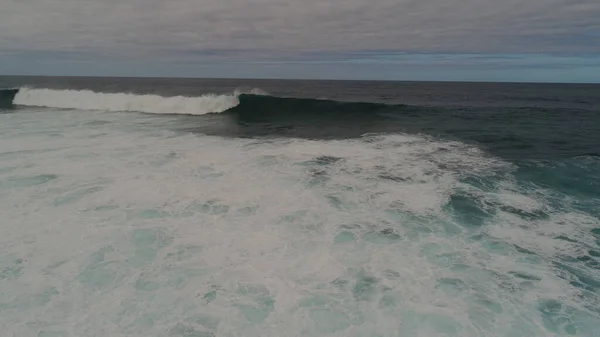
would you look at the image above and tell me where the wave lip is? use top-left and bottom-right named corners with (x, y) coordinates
top-left (12, 87), bottom-right (243, 115)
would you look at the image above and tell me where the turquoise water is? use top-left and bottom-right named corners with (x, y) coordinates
top-left (1, 105), bottom-right (598, 337)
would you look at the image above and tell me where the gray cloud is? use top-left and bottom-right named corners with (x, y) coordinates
top-left (1, 0), bottom-right (600, 61)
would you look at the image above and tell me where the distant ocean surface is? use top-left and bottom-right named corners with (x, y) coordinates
top-left (1, 76), bottom-right (599, 337)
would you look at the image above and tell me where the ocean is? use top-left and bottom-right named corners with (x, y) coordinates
top-left (1, 76), bottom-right (599, 337)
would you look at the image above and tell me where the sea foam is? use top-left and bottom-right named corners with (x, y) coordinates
top-left (13, 88), bottom-right (250, 115)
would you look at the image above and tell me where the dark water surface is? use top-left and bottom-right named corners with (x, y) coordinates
top-left (2, 76), bottom-right (599, 161)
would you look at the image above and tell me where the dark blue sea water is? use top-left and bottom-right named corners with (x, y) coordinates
top-left (1, 76), bottom-right (599, 337)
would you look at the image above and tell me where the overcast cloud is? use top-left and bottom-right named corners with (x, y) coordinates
top-left (3, 0), bottom-right (600, 55)
top-left (1, 0), bottom-right (599, 80)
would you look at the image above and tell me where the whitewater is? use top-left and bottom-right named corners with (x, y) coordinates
top-left (1, 78), bottom-right (599, 337)
top-left (13, 87), bottom-right (254, 115)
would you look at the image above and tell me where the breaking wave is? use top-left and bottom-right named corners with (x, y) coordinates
top-left (6, 87), bottom-right (252, 115)
top-left (3, 87), bottom-right (403, 116)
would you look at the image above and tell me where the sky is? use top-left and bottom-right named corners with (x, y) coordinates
top-left (1, 0), bottom-right (599, 82)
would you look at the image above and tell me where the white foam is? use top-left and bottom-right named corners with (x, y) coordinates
top-left (13, 87), bottom-right (243, 115)
top-left (1, 108), bottom-right (598, 336)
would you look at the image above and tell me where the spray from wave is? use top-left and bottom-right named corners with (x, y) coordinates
top-left (10, 88), bottom-right (269, 115)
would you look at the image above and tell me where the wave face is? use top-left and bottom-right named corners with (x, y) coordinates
top-left (229, 94), bottom-right (401, 116)
top-left (12, 88), bottom-right (242, 115)
top-left (0, 89), bottom-right (19, 109)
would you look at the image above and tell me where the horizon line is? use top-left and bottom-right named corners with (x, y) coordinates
top-left (1, 74), bottom-right (599, 85)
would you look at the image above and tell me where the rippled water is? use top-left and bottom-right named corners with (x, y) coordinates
top-left (1, 105), bottom-right (599, 337)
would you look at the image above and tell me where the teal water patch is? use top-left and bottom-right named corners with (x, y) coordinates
top-left (134, 272), bottom-right (161, 292)
top-left (381, 269), bottom-right (401, 280)
top-left (133, 209), bottom-right (171, 219)
top-left (298, 155), bottom-right (344, 187)
top-left (129, 228), bottom-right (174, 267)
top-left (508, 271), bottom-right (542, 282)
top-left (438, 219), bottom-right (464, 237)
top-left (296, 295), bottom-right (354, 335)
top-left (377, 173), bottom-right (411, 183)
top-left (77, 246), bottom-right (121, 288)
top-left (127, 314), bottom-right (156, 332)
top-left (556, 235), bottom-right (579, 244)
top-left (43, 260), bottom-right (68, 275)
top-left (135, 266), bottom-right (205, 291)
top-left (280, 210), bottom-right (308, 223)
top-left (186, 200), bottom-right (230, 215)
top-left (308, 308), bottom-right (352, 334)
top-left (1, 287), bottom-right (59, 310)
top-left (83, 119), bottom-right (113, 126)
top-left (192, 166), bottom-right (225, 179)
top-left (202, 286), bottom-right (219, 304)
top-left (53, 186), bottom-right (104, 206)
top-left (538, 299), bottom-right (598, 335)
top-left (191, 314), bottom-right (220, 331)
top-left (495, 202), bottom-right (549, 221)
top-left (86, 132), bottom-right (109, 139)
top-left (326, 194), bottom-right (345, 210)
top-left (308, 155), bottom-right (344, 166)
top-left (514, 158), bottom-right (600, 219)
top-left (419, 243), bottom-right (448, 264)
top-left (459, 175), bottom-right (500, 192)
top-left (2, 174), bottom-right (58, 188)
top-left (592, 228), bottom-right (600, 248)
top-left (237, 205), bottom-right (259, 215)
top-left (89, 204), bottom-right (120, 212)
top-left (479, 236), bottom-right (516, 255)
top-left (298, 295), bottom-right (330, 308)
top-left (445, 191), bottom-right (493, 228)
top-left (362, 228), bottom-right (403, 245)
top-left (37, 331), bottom-right (67, 337)
top-left (164, 245), bottom-right (203, 262)
top-left (0, 163), bottom-right (36, 174)
top-left (383, 211), bottom-right (437, 239)
top-left (466, 293), bottom-right (504, 330)
top-left (0, 256), bottom-right (24, 280)
top-left (352, 272), bottom-right (380, 301)
top-left (255, 154), bottom-right (286, 167)
top-left (234, 284), bottom-right (275, 323)
top-left (169, 323), bottom-right (214, 337)
top-left (515, 158), bottom-right (600, 200)
top-left (334, 231), bottom-right (356, 244)
top-left (0, 149), bottom-right (60, 161)
top-left (378, 293), bottom-right (397, 311)
top-left (32, 287), bottom-right (60, 306)
top-left (552, 260), bottom-right (600, 293)
top-left (305, 169), bottom-right (330, 187)
top-left (588, 249), bottom-right (600, 258)
top-left (400, 311), bottom-right (463, 334)
top-left (146, 151), bottom-right (178, 167)
top-left (436, 277), bottom-right (470, 296)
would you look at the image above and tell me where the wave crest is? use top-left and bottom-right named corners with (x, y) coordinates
top-left (13, 88), bottom-right (245, 115)
top-left (6, 87), bottom-right (399, 117)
